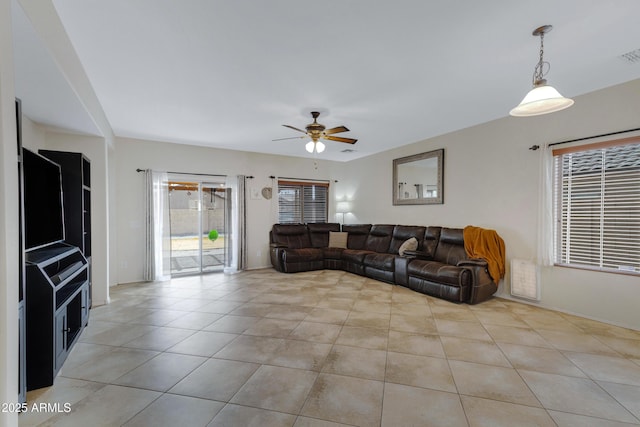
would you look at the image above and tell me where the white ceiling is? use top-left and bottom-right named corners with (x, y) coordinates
top-left (12, 0), bottom-right (640, 161)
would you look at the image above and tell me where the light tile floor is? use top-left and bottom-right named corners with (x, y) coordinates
top-left (20, 269), bottom-right (640, 427)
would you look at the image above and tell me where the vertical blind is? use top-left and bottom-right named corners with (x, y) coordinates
top-left (278, 180), bottom-right (328, 224)
top-left (553, 140), bottom-right (640, 273)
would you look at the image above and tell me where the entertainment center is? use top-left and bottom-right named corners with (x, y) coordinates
top-left (24, 244), bottom-right (89, 390)
top-left (19, 143), bottom-right (92, 392)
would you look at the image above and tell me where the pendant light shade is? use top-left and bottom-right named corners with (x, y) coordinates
top-left (510, 81), bottom-right (574, 117)
top-left (510, 25), bottom-right (574, 117)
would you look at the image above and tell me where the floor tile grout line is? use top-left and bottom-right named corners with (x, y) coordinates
top-left (33, 270), bottom-right (640, 426)
top-left (588, 376), bottom-right (640, 423)
top-left (487, 302), bottom-right (640, 422)
top-left (592, 379), bottom-right (640, 424)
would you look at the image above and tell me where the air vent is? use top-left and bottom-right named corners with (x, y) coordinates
top-left (341, 149), bottom-right (356, 153)
top-left (619, 49), bottom-right (640, 64)
top-left (510, 259), bottom-right (540, 301)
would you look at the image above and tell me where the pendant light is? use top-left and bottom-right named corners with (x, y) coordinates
top-left (305, 140), bottom-right (325, 153)
top-left (510, 25), bottom-right (574, 117)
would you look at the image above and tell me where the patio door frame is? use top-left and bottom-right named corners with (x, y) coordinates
top-left (167, 173), bottom-right (228, 276)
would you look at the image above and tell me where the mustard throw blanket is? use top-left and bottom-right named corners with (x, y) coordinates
top-left (463, 226), bottom-right (506, 285)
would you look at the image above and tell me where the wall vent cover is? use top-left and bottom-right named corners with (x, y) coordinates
top-left (510, 259), bottom-right (540, 301)
top-left (619, 49), bottom-right (640, 64)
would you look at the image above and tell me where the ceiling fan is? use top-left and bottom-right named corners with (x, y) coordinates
top-left (274, 111), bottom-right (357, 153)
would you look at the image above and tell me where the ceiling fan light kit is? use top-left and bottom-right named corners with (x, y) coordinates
top-left (277, 111), bottom-right (357, 154)
top-left (510, 25), bottom-right (574, 117)
top-left (306, 140), bottom-right (326, 153)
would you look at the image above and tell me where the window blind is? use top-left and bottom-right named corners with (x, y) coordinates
top-left (554, 141), bottom-right (640, 273)
top-left (278, 185), bottom-right (301, 224)
top-left (278, 181), bottom-right (328, 224)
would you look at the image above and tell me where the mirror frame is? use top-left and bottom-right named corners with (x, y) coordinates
top-left (392, 148), bottom-right (444, 205)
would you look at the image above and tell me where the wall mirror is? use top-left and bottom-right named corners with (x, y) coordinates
top-left (393, 149), bottom-right (444, 205)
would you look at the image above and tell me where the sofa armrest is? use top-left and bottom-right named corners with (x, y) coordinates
top-left (394, 256), bottom-right (410, 286)
top-left (456, 259), bottom-right (496, 304)
top-left (403, 250), bottom-right (433, 260)
top-left (457, 258), bottom-right (488, 268)
top-left (270, 245), bottom-right (287, 271)
top-left (457, 259), bottom-right (490, 280)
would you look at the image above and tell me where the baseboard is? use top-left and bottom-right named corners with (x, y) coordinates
top-left (245, 265), bottom-right (274, 271)
top-left (90, 297), bottom-right (110, 307)
top-left (496, 294), bottom-right (639, 332)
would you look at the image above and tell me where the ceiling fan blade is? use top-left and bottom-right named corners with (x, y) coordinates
top-left (324, 126), bottom-right (349, 135)
top-left (282, 124), bottom-right (308, 134)
top-left (324, 135), bottom-right (358, 144)
top-left (272, 136), bottom-right (306, 141)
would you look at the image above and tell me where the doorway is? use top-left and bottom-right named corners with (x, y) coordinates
top-left (167, 178), bottom-right (229, 275)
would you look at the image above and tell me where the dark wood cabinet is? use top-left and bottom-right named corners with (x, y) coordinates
top-left (25, 244), bottom-right (88, 390)
top-left (38, 150), bottom-right (91, 255)
top-left (21, 148), bottom-right (93, 391)
top-left (39, 150), bottom-right (92, 305)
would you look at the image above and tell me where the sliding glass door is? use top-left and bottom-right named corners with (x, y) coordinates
top-left (167, 177), bottom-right (228, 275)
top-left (201, 183), bottom-right (229, 273)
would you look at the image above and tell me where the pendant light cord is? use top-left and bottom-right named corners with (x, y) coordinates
top-left (533, 31), bottom-right (550, 85)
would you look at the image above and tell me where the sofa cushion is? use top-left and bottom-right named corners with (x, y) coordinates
top-left (328, 231), bottom-right (348, 248)
top-left (341, 249), bottom-right (375, 265)
top-left (363, 252), bottom-right (396, 270)
top-left (433, 228), bottom-right (468, 265)
top-left (398, 237), bottom-right (418, 256)
top-left (389, 225), bottom-right (427, 254)
top-left (408, 260), bottom-right (472, 287)
top-left (323, 247), bottom-right (344, 260)
top-left (308, 223), bottom-right (341, 248)
top-left (364, 224), bottom-right (395, 253)
top-left (421, 226), bottom-right (442, 258)
top-left (272, 224), bottom-right (311, 249)
top-left (342, 224), bottom-right (372, 249)
top-left (282, 248), bottom-right (324, 263)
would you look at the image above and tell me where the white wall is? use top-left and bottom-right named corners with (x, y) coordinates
top-left (114, 137), bottom-right (341, 284)
top-left (0, 0), bottom-right (19, 424)
top-left (334, 79), bottom-right (640, 330)
top-left (108, 141), bottom-right (117, 286)
top-left (20, 115), bottom-right (45, 151)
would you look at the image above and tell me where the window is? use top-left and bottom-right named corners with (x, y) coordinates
top-left (278, 180), bottom-right (328, 224)
top-left (553, 138), bottom-right (640, 274)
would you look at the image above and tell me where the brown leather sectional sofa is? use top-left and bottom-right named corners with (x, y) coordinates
top-left (270, 223), bottom-right (500, 304)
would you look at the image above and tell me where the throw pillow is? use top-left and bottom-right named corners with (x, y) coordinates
top-left (398, 237), bottom-right (418, 256)
top-left (328, 231), bottom-right (348, 248)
